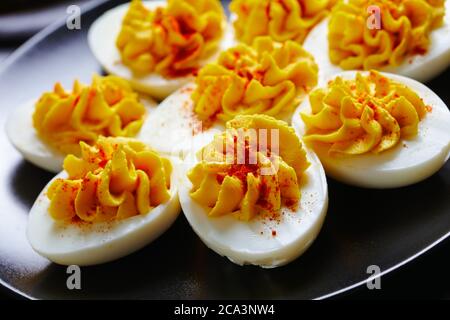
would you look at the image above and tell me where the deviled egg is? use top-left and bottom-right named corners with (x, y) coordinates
top-left (292, 70), bottom-right (450, 188)
top-left (179, 115), bottom-right (328, 268)
top-left (137, 36), bottom-right (319, 158)
top-left (88, 0), bottom-right (234, 100)
top-left (303, 0), bottom-right (450, 83)
top-left (28, 136), bottom-right (180, 266)
top-left (6, 74), bottom-right (156, 172)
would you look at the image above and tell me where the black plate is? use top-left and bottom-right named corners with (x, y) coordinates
top-left (0, 0), bottom-right (449, 300)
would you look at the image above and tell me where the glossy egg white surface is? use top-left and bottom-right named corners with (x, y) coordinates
top-left (6, 96), bottom-right (157, 173)
top-left (27, 158), bottom-right (181, 266)
top-left (88, 1), bottom-right (235, 100)
top-left (303, 0), bottom-right (450, 84)
top-left (136, 83), bottom-right (223, 159)
top-left (292, 71), bottom-right (450, 189)
top-left (178, 148), bottom-right (328, 268)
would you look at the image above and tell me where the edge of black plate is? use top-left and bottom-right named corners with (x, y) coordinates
top-left (0, 0), bottom-right (448, 300)
top-left (317, 232), bottom-right (450, 299)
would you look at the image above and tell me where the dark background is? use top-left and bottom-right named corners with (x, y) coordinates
top-left (0, 0), bottom-right (448, 300)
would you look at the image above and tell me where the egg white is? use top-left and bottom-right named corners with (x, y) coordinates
top-left (303, 0), bottom-right (450, 84)
top-left (178, 148), bottom-right (328, 268)
top-left (88, 0), bottom-right (235, 100)
top-left (6, 95), bottom-right (157, 173)
top-left (136, 80), bottom-right (303, 160)
top-left (292, 71), bottom-right (450, 189)
top-left (27, 157), bottom-right (181, 266)
top-left (136, 83), bottom-right (224, 159)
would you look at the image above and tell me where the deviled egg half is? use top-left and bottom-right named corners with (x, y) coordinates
top-left (303, 0), bottom-right (450, 83)
top-left (28, 137), bottom-right (181, 266)
top-left (6, 74), bottom-right (156, 172)
top-left (137, 36), bottom-right (319, 159)
top-left (292, 70), bottom-right (450, 188)
top-left (88, 0), bottom-right (234, 100)
top-left (179, 115), bottom-right (328, 268)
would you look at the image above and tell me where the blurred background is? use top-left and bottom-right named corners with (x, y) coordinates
top-left (0, 0), bottom-right (448, 300)
top-left (0, 0), bottom-right (102, 62)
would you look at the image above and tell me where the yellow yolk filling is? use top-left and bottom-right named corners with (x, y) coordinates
top-left (116, 0), bottom-right (225, 77)
top-left (47, 137), bottom-right (172, 222)
top-left (192, 36), bottom-right (318, 122)
top-left (33, 75), bottom-right (146, 155)
top-left (188, 115), bottom-right (309, 221)
top-left (329, 0), bottom-right (445, 70)
top-left (230, 0), bottom-right (337, 44)
top-left (301, 71), bottom-right (428, 155)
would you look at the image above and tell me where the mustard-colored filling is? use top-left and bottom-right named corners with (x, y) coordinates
top-left (329, 0), bottom-right (445, 70)
top-left (301, 71), bottom-right (428, 155)
top-left (230, 0), bottom-right (336, 44)
top-left (116, 0), bottom-right (225, 77)
top-left (192, 36), bottom-right (318, 122)
top-left (33, 75), bottom-right (146, 155)
top-left (47, 137), bottom-right (172, 222)
top-left (188, 115), bottom-right (309, 221)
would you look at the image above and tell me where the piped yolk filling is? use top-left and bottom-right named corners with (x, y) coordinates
top-left (230, 0), bottom-right (337, 45)
top-left (47, 137), bottom-right (172, 222)
top-left (188, 114), bottom-right (309, 221)
top-left (192, 36), bottom-right (318, 122)
top-left (33, 75), bottom-right (146, 155)
top-left (329, 0), bottom-right (445, 70)
top-left (301, 71), bottom-right (428, 155)
top-left (116, 0), bottom-right (225, 77)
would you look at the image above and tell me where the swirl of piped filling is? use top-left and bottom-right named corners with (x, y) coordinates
top-left (301, 71), bottom-right (428, 155)
top-left (47, 137), bottom-right (172, 222)
top-left (188, 114), bottom-right (309, 221)
top-left (192, 36), bottom-right (318, 122)
top-left (116, 0), bottom-right (225, 77)
top-left (33, 75), bottom-right (146, 155)
top-left (230, 0), bottom-right (337, 44)
top-left (328, 0), bottom-right (445, 70)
